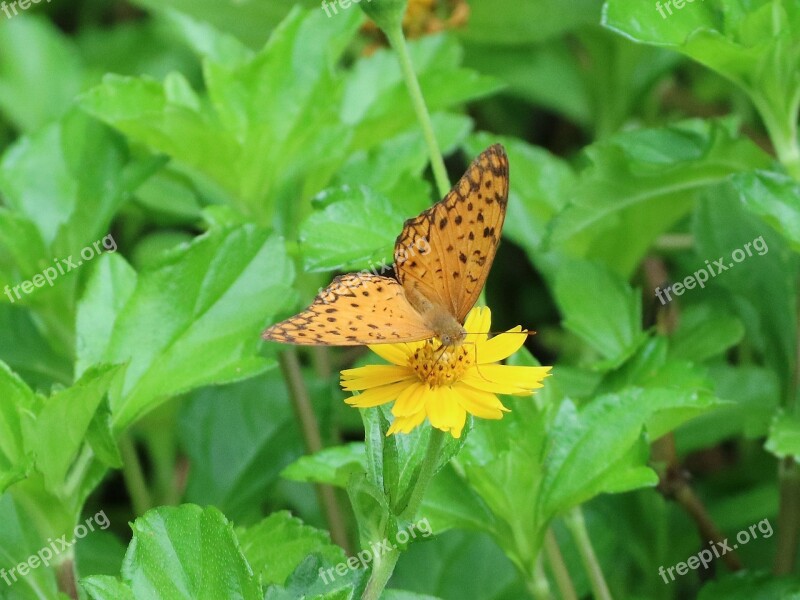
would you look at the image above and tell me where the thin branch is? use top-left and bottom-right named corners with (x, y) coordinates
top-left (119, 433), bottom-right (153, 516)
top-left (645, 256), bottom-right (742, 572)
top-left (279, 349), bottom-right (352, 554)
top-left (544, 528), bottom-right (578, 600)
top-left (564, 508), bottom-right (613, 600)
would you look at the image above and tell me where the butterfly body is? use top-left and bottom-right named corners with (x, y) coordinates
top-left (405, 284), bottom-right (466, 346)
top-left (262, 144), bottom-right (509, 347)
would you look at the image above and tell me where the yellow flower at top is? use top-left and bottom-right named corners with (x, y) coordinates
top-left (340, 307), bottom-right (552, 438)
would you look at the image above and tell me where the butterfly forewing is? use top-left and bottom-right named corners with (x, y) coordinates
top-left (394, 144), bottom-right (508, 322)
top-left (262, 273), bottom-right (435, 345)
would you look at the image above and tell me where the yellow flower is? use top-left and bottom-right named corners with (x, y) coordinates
top-left (340, 307), bottom-right (552, 438)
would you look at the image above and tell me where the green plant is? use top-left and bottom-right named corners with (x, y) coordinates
top-left (0, 1), bottom-right (798, 598)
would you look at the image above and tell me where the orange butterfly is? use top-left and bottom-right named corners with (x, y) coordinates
top-left (262, 144), bottom-right (508, 347)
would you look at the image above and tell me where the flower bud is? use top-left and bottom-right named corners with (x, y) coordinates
top-left (360, 0), bottom-right (408, 32)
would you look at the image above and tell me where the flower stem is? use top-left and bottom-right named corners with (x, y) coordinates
top-left (775, 457), bottom-right (800, 574)
top-left (384, 22), bottom-right (451, 198)
top-left (525, 557), bottom-right (553, 600)
top-left (279, 349), bottom-right (352, 554)
top-left (399, 428), bottom-right (446, 520)
top-left (361, 429), bottom-right (445, 600)
top-left (362, 547), bottom-right (401, 600)
top-left (544, 528), bottom-right (578, 600)
top-left (564, 507), bottom-right (613, 600)
top-left (119, 433), bottom-right (152, 516)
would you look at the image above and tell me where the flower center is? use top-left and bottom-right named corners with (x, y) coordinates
top-left (409, 341), bottom-right (473, 387)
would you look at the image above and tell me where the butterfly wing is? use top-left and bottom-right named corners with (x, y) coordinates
top-left (262, 273), bottom-right (435, 345)
top-left (394, 144), bottom-right (509, 323)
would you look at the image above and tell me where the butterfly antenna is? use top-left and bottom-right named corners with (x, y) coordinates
top-left (462, 330), bottom-right (536, 337)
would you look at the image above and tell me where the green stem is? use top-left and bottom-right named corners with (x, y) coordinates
top-left (775, 457), bottom-right (800, 574)
top-left (119, 433), bottom-right (153, 516)
top-left (527, 557), bottom-right (553, 600)
top-left (362, 547), bottom-right (401, 600)
top-left (544, 528), bottom-right (578, 600)
top-left (399, 428), bottom-right (446, 520)
top-left (775, 282), bottom-right (800, 573)
top-left (360, 430), bottom-right (445, 600)
top-left (751, 92), bottom-right (800, 181)
top-left (384, 22), bottom-right (451, 198)
top-left (564, 507), bottom-right (613, 600)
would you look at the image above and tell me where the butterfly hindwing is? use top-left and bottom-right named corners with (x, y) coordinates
top-left (262, 273), bottom-right (435, 345)
top-left (394, 144), bottom-right (509, 322)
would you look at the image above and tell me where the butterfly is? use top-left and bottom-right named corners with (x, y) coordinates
top-left (262, 144), bottom-right (508, 347)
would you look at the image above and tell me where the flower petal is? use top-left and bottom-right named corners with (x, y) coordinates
top-left (387, 410), bottom-right (427, 436)
top-left (452, 383), bottom-right (509, 419)
top-left (460, 371), bottom-right (531, 395)
top-left (345, 380), bottom-right (412, 408)
top-left (341, 365), bottom-right (414, 391)
top-left (463, 306), bottom-right (491, 343)
top-left (476, 326), bottom-right (527, 364)
top-left (392, 382), bottom-right (429, 417)
top-left (368, 342), bottom-right (416, 366)
top-left (477, 365), bottom-right (552, 390)
top-left (426, 386), bottom-right (467, 438)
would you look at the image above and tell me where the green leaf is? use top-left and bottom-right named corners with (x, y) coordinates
top-left (345, 34), bottom-right (502, 149)
top-left (697, 570), bottom-right (800, 600)
top-left (669, 302), bottom-right (745, 362)
top-left (390, 530), bottom-right (525, 600)
top-left (75, 253), bottom-right (137, 378)
top-left (0, 109), bottom-right (157, 357)
top-left (332, 111), bottom-right (471, 206)
top-left (282, 443), bottom-right (367, 488)
top-left (541, 386), bottom-right (722, 516)
top-left (89, 505), bottom-right (262, 600)
top-left (237, 511), bottom-right (346, 586)
top-left (81, 8), bottom-right (362, 225)
top-left (263, 554), bottom-right (364, 600)
top-left (0, 304), bottom-right (72, 388)
top-left (677, 365), bottom-right (780, 452)
top-left (0, 109), bottom-right (151, 253)
top-left (22, 364), bottom-right (122, 497)
top-left (0, 17), bottom-right (84, 132)
top-left (693, 188), bottom-right (798, 398)
top-left (553, 259), bottom-right (646, 368)
top-left (766, 411), bottom-right (800, 460)
top-left (299, 186), bottom-right (411, 272)
top-left (547, 119), bottom-right (771, 276)
top-left (604, 0), bottom-right (800, 174)
top-left (420, 464), bottom-right (495, 535)
top-left (733, 170), bottom-right (800, 249)
top-left (81, 576), bottom-right (136, 600)
top-left (0, 493), bottom-right (61, 599)
top-left (128, 0), bottom-right (314, 49)
top-left (76, 226), bottom-right (296, 430)
top-left (461, 0), bottom-right (601, 45)
top-left (0, 361), bottom-right (35, 494)
top-left (178, 372), bottom-right (306, 519)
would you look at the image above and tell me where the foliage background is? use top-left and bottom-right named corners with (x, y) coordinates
top-left (0, 0), bottom-right (799, 598)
